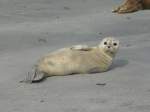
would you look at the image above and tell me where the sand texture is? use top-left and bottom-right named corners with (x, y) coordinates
top-left (0, 0), bottom-right (150, 112)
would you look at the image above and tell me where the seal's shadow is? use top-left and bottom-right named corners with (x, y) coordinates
top-left (110, 59), bottom-right (128, 70)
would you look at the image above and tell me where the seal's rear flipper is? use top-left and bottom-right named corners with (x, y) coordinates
top-left (20, 69), bottom-right (47, 83)
top-left (31, 72), bottom-right (47, 83)
top-left (112, 0), bottom-right (143, 14)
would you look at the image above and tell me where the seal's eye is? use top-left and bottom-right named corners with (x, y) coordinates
top-left (104, 42), bottom-right (107, 45)
top-left (113, 43), bottom-right (117, 46)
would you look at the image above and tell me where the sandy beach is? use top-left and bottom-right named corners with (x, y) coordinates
top-left (0, 0), bottom-right (150, 112)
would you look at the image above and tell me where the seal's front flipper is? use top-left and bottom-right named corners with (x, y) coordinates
top-left (71, 45), bottom-right (92, 51)
top-left (20, 69), bottom-right (47, 83)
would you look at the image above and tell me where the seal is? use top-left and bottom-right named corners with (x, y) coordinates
top-left (112, 0), bottom-right (150, 14)
top-left (21, 37), bottom-right (119, 83)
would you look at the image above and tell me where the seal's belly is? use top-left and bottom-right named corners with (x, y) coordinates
top-left (37, 49), bottom-right (112, 76)
top-left (75, 53), bottom-right (112, 73)
top-left (37, 50), bottom-right (79, 75)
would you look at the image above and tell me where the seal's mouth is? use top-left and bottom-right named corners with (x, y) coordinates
top-left (105, 48), bottom-right (115, 53)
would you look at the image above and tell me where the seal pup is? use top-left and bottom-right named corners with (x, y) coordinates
top-left (21, 37), bottom-right (119, 83)
top-left (112, 0), bottom-right (150, 14)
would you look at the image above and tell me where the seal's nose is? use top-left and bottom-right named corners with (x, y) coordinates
top-left (108, 46), bottom-right (111, 48)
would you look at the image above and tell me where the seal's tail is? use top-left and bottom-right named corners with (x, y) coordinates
top-left (20, 68), bottom-right (47, 83)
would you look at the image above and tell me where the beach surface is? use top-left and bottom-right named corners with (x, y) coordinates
top-left (0, 0), bottom-right (150, 112)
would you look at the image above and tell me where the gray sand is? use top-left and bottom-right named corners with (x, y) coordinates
top-left (0, 0), bottom-right (150, 112)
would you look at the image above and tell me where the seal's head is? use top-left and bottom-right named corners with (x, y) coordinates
top-left (99, 37), bottom-right (119, 57)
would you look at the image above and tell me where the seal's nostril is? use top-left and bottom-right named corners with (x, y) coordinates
top-left (108, 46), bottom-right (110, 48)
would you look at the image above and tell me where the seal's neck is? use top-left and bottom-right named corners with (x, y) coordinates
top-left (98, 47), bottom-right (115, 59)
top-left (105, 51), bottom-right (116, 58)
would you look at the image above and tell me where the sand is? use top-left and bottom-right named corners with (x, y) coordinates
top-left (0, 0), bottom-right (150, 112)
